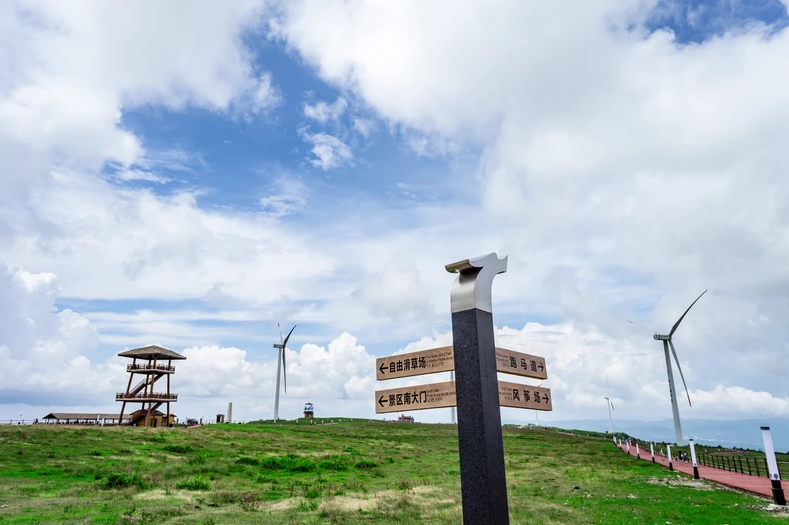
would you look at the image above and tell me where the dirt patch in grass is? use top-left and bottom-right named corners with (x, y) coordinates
top-left (646, 476), bottom-right (715, 490)
top-left (135, 488), bottom-right (199, 502)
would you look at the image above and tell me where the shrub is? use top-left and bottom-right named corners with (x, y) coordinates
top-left (236, 456), bottom-right (259, 466)
top-left (146, 434), bottom-right (167, 443)
top-left (354, 459), bottom-right (377, 470)
top-left (163, 444), bottom-right (193, 454)
top-left (259, 454), bottom-right (316, 472)
top-left (317, 455), bottom-right (349, 471)
top-left (176, 478), bottom-right (210, 491)
top-left (188, 455), bottom-right (206, 466)
top-left (104, 473), bottom-right (146, 490)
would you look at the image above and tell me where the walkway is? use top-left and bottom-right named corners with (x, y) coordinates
top-left (617, 443), bottom-right (788, 499)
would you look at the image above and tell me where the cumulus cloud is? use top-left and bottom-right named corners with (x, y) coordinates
top-left (303, 96), bottom-right (347, 123)
top-left (298, 127), bottom-right (354, 169)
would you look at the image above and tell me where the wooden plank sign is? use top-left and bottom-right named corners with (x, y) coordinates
top-left (376, 346), bottom-right (547, 381)
top-left (375, 381), bottom-right (552, 414)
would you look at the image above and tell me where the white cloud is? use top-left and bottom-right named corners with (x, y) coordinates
top-left (304, 96), bottom-right (347, 123)
top-left (298, 127), bottom-right (354, 169)
top-left (258, 177), bottom-right (308, 218)
top-left (352, 117), bottom-right (375, 138)
top-left (113, 170), bottom-right (171, 184)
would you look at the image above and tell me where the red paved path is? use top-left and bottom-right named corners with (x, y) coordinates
top-left (617, 443), bottom-right (787, 499)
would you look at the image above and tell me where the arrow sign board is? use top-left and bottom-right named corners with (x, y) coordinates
top-left (375, 381), bottom-right (552, 414)
top-left (376, 346), bottom-right (547, 381)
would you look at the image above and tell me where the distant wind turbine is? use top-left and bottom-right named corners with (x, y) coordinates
top-left (272, 323), bottom-right (296, 421)
top-left (604, 376), bottom-right (615, 435)
top-left (631, 290), bottom-right (707, 446)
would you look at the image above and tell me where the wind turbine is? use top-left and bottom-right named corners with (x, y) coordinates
top-left (604, 375), bottom-right (615, 435)
top-left (646, 290), bottom-right (707, 446)
top-left (272, 323), bottom-right (296, 422)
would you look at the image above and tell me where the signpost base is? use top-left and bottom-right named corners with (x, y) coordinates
top-left (693, 466), bottom-right (699, 480)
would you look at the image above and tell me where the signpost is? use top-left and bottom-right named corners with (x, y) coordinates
top-left (376, 347), bottom-right (546, 381)
top-left (375, 380), bottom-right (552, 414)
top-left (372, 252), bottom-right (553, 524)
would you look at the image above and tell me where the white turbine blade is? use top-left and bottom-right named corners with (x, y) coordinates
top-left (668, 289), bottom-right (707, 337)
top-left (282, 325), bottom-right (296, 349)
top-left (278, 322), bottom-right (284, 345)
top-left (668, 339), bottom-right (692, 407)
top-left (282, 348), bottom-right (287, 393)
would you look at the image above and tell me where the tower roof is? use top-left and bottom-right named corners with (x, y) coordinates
top-left (117, 345), bottom-right (186, 360)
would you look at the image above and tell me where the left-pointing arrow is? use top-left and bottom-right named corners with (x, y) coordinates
top-left (379, 363), bottom-right (387, 375)
top-left (378, 396), bottom-right (385, 407)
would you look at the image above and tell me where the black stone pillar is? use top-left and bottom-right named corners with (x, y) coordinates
top-left (452, 307), bottom-right (509, 525)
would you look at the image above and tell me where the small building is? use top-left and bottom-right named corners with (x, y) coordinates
top-left (216, 414), bottom-right (225, 423)
top-left (397, 414), bottom-right (415, 423)
top-left (41, 413), bottom-right (130, 425)
top-left (128, 409), bottom-right (176, 428)
top-left (303, 402), bottom-right (314, 419)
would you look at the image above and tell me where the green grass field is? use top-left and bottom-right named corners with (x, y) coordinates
top-left (0, 420), bottom-right (782, 524)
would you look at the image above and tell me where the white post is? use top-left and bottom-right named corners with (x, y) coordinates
top-left (636, 442), bottom-right (640, 459)
top-left (650, 442), bottom-right (655, 463)
top-left (761, 426), bottom-right (786, 506)
top-left (613, 435), bottom-right (616, 445)
top-left (667, 445), bottom-right (673, 472)
top-left (227, 402), bottom-right (233, 424)
top-left (689, 439), bottom-right (699, 479)
top-left (627, 440), bottom-right (631, 455)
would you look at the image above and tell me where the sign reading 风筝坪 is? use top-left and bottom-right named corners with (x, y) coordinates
top-left (375, 346), bottom-right (547, 381)
top-left (374, 381), bottom-right (552, 414)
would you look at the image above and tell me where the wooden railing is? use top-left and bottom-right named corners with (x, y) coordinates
top-left (127, 364), bottom-right (175, 372)
top-left (116, 392), bottom-right (178, 401)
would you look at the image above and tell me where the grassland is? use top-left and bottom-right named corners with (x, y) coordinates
top-left (0, 419), bottom-right (783, 524)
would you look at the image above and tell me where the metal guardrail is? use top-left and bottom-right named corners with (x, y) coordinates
top-left (632, 440), bottom-right (787, 479)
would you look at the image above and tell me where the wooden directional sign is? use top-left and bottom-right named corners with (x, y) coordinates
top-left (376, 346), bottom-right (547, 381)
top-left (375, 381), bottom-right (552, 414)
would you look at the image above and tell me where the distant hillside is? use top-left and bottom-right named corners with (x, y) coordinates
top-left (502, 418), bottom-right (789, 452)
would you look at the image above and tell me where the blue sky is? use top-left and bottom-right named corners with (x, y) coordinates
top-left (2, 0), bottom-right (789, 431)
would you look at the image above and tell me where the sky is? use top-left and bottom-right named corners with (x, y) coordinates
top-left (2, 0), bottom-right (789, 437)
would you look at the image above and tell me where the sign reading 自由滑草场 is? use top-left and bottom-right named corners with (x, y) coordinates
top-left (375, 346), bottom-right (547, 381)
top-left (374, 380), bottom-right (552, 414)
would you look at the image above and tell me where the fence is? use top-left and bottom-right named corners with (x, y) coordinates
top-left (633, 440), bottom-right (788, 479)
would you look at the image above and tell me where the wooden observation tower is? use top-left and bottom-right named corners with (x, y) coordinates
top-left (117, 345), bottom-right (186, 427)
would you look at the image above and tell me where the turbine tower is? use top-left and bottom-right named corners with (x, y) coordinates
top-left (651, 290), bottom-right (707, 446)
top-left (272, 323), bottom-right (296, 421)
top-left (604, 375), bottom-right (615, 435)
